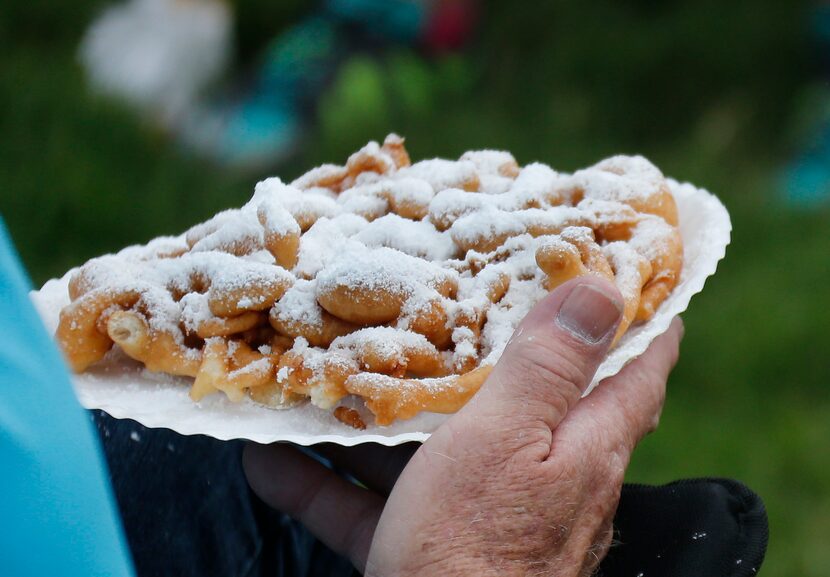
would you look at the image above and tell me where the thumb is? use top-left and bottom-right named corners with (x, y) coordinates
top-left (467, 276), bottom-right (623, 432)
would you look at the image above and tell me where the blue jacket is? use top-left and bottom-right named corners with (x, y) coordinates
top-left (0, 220), bottom-right (133, 576)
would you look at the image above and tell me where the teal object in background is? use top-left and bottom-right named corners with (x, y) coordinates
top-left (0, 220), bottom-right (133, 577)
top-left (781, 122), bottom-right (830, 208)
top-left (325, 0), bottom-right (425, 42)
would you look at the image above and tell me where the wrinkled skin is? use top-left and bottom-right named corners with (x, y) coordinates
top-left (245, 276), bottom-right (683, 576)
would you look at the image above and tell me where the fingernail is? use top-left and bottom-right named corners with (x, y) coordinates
top-left (556, 284), bottom-right (623, 344)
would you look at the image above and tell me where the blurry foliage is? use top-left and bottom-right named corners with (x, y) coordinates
top-left (1, 0), bottom-right (829, 575)
top-left (308, 0), bottom-right (813, 173)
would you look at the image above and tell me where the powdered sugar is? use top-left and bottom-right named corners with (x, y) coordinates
top-left (625, 217), bottom-right (674, 262)
top-left (331, 327), bottom-right (436, 368)
top-left (256, 195), bottom-right (302, 237)
top-left (382, 177), bottom-right (434, 210)
top-left (293, 216), bottom-right (367, 278)
top-left (68, 147), bottom-right (677, 387)
top-left (253, 177), bottom-right (341, 227)
top-left (190, 212), bottom-right (263, 254)
top-left (397, 158), bottom-right (478, 191)
top-left (35, 175), bottom-right (728, 444)
top-left (180, 292), bottom-right (211, 332)
top-left (336, 187), bottom-right (389, 220)
top-left (315, 244), bottom-right (456, 318)
top-left (570, 155), bottom-right (668, 207)
top-left (271, 279), bottom-right (323, 328)
top-left (52, 135), bottom-right (695, 434)
top-left (459, 150), bottom-right (518, 176)
top-left (354, 214), bottom-right (457, 260)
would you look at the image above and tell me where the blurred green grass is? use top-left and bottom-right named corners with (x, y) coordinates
top-left (1, 1), bottom-right (829, 575)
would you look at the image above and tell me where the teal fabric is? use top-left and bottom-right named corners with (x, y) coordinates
top-left (0, 220), bottom-right (134, 577)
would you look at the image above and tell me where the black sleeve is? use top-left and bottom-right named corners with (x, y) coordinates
top-left (598, 478), bottom-right (769, 577)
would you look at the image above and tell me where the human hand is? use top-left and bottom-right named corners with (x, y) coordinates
top-left (244, 277), bottom-right (683, 576)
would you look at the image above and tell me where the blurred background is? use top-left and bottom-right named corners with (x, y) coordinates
top-left (1, 0), bottom-right (829, 574)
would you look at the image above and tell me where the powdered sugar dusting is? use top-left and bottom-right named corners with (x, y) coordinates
top-left (271, 279), bottom-right (323, 328)
top-left (354, 214), bottom-right (456, 260)
top-left (48, 136), bottom-right (704, 439)
top-left (331, 327), bottom-right (436, 368)
top-left (316, 244), bottom-right (457, 319)
top-left (398, 158), bottom-right (478, 192)
top-left (253, 177), bottom-right (341, 226)
top-left (569, 155), bottom-right (668, 208)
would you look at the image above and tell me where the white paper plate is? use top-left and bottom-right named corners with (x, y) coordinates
top-left (31, 179), bottom-right (731, 446)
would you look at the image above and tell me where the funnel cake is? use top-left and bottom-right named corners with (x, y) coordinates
top-left (56, 135), bottom-right (683, 427)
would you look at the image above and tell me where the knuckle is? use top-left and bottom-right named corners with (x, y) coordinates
top-left (647, 410), bottom-right (662, 434)
top-left (615, 401), bottom-right (645, 448)
top-left (638, 382), bottom-right (666, 436)
top-left (506, 341), bottom-right (588, 410)
top-left (492, 418), bottom-right (553, 461)
top-left (584, 431), bottom-right (628, 495)
top-left (609, 365), bottom-right (666, 447)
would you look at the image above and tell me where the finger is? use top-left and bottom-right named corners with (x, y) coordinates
top-left (313, 442), bottom-right (420, 496)
top-left (242, 442), bottom-right (383, 572)
top-left (560, 316), bottom-right (684, 455)
top-left (467, 276), bottom-right (623, 432)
